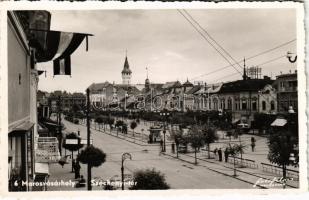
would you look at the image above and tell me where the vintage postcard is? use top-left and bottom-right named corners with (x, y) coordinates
top-left (0, 1), bottom-right (307, 197)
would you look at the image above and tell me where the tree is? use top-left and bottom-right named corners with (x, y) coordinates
top-left (186, 125), bottom-right (205, 165)
top-left (267, 129), bottom-right (298, 186)
top-left (130, 121), bottom-right (137, 136)
top-left (95, 116), bottom-right (104, 131)
top-left (77, 145), bottom-right (106, 167)
top-left (107, 117), bottom-right (115, 133)
top-left (170, 129), bottom-right (185, 158)
top-left (202, 126), bottom-right (218, 159)
top-left (62, 132), bottom-right (84, 172)
top-left (227, 143), bottom-right (245, 176)
top-left (115, 120), bottom-right (124, 135)
top-left (129, 168), bottom-right (170, 190)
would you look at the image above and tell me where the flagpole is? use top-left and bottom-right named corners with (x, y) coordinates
top-left (86, 88), bottom-right (92, 191)
top-left (29, 28), bottom-right (94, 36)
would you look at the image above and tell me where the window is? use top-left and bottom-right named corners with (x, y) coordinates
top-left (220, 99), bottom-right (225, 109)
top-left (242, 100), bottom-right (247, 110)
top-left (227, 99), bottom-right (232, 110)
top-left (209, 99), bottom-right (211, 109)
top-left (271, 101), bottom-right (275, 110)
top-left (280, 82), bottom-right (285, 90)
top-left (214, 99), bottom-right (218, 110)
top-left (262, 101), bottom-right (266, 110)
top-left (252, 101), bottom-right (257, 111)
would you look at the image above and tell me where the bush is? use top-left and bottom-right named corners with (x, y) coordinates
top-left (129, 168), bottom-right (170, 190)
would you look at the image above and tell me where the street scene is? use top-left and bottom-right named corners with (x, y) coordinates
top-left (6, 7), bottom-right (302, 191)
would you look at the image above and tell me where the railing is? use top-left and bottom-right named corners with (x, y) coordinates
top-left (261, 162), bottom-right (299, 180)
top-left (228, 157), bottom-right (258, 169)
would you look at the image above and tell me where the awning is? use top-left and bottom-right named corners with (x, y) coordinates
top-left (271, 118), bottom-right (287, 127)
top-left (9, 121), bottom-right (35, 136)
top-left (43, 122), bottom-right (59, 127)
top-left (232, 119), bottom-right (240, 124)
top-left (35, 163), bottom-right (49, 175)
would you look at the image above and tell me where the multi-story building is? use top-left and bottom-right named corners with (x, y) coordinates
top-left (273, 71), bottom-right (298, 113)
top-left (48, 92), bottom-right (86, 113)
top-left (215, 73), bottom-right (276, 124)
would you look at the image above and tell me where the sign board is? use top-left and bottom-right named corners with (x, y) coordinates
top-left (81, 139), bottom-right (93, 145)
top-left (65, 138), bottom-right (78, 144)
top-left (36, 137), bottom-right (60, 163)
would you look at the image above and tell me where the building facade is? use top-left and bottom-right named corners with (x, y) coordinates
top-left (8, 11), bottom-right (39, 191)
top-left (273, 71), bottom-right (298, 113)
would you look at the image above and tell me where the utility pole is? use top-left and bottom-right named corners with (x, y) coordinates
top-left (86, 88), bottom-right (92, 191)
top-left (58, 96), bottom-right (62, 156)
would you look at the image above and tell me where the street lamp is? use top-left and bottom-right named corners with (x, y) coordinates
top-left (160, 112), bottom-right (170, 152)
top-left (121, 152), bottom-right (132, 190)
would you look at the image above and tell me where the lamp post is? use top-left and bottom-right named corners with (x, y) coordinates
top-left (57, 96), bottom-right (63, 156)
top-left (160, 111), bottom-right (170, 152)
top-left (121, 152), bottom-right (132, 190)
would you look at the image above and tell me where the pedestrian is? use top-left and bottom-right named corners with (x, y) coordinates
top-left (218, 148), bottom-right (222, 162)
top-left (76, 175), bottom-right (86, 188)
top-left (251, 137), bottom-right (256, 152)
top-left (224, 148), bottom-right (229, 162)
top-left (160, 140), bottom-right (164, 152)
top-left (74, 160), bottom-right (81, 179)
top-left (214, 148), bottom-right (218, 156)
top-left (72, 159), bottom-right (76, 172)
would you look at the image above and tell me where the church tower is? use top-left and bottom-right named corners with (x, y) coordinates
top-left (121, 53), bottom-right (132, 85)
top-left (145, 67), bottom-right (150, 92)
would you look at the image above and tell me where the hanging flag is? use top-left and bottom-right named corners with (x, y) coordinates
top-left (29, 29), bottom-right (92, 76)
top-left (53, 56), bottom-right (71, 76)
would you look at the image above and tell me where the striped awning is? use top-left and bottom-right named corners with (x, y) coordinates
top-left (271, 118), bottom-right (287, 127)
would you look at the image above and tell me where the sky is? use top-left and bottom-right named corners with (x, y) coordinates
top-left (38, 9), bottom-right (297, 93)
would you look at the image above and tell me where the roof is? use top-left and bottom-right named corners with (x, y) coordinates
top-left (122, 56), bottom-right (132, 74)
top-left (219, 79), bottom-right (274, 94)
top-left (88, 81), bottom-right (111, 91)
top-left (186, 85), bottom-right (202, 95)
top-left (162, 81), bottom-right (182, 89)
top-left (183, 79), bottom-right (194, 87)
top-left (114, 84), bottom-right (141, 94)
top-left (140, 83), bottom-right (164, 93)
top-left (276, 72), bottom-right (297, 79)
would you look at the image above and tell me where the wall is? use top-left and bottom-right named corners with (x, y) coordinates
top-left (8, 20), bottom-right (31, 128)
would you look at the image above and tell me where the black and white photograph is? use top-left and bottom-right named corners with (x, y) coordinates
top-left (2, 2), bottom-right (306, 193)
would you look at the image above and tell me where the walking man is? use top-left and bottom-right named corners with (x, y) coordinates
top-left (218, 148), bottom-right (222, 162)
top-left (74, 160), bottom-right (81, 179)
top-left (251, 137), bottom-right (256, 152)
top-left (224, 148), bottom-right (229, 162)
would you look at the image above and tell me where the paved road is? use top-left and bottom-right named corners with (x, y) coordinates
top-left (49, 119), bottom-right (254, 190)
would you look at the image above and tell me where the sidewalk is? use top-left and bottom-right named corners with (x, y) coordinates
top-left (47, 150), bottom-right (86, 191)
top-left (162, 146), bottom-right (299, 189)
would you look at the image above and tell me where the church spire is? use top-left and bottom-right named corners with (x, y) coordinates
top-left (122, 50), bottom-right (132, 85)
top-left (243, 57), bottom-right (247, 80)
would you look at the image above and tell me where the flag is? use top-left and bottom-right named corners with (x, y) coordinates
top-left (31, 29), bottom-right (91, 76)
top-left (53, 56), bottom-right (71, 76)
